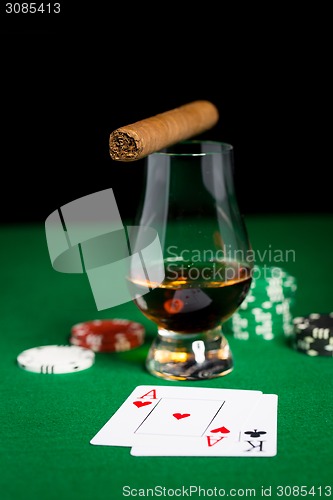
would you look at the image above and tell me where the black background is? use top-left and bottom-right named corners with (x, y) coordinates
top-left (1, 7), bottom-right (331, 224)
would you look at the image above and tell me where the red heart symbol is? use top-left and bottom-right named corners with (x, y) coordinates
top-left (210, 426), bottom-right (230, 434)
top-left (173, 413), bottom-right (191, 420)
top-left (133, 401), bottom-right (152, 408)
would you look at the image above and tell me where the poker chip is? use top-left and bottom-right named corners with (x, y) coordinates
top-left (293, 313), bottom-right (333, 356)
top-left (70, 319), bottom-right (145, 352)
top-left (17, 345), bottom-right (95, 374)
top-left (223, 265), bottom-right (297, 341)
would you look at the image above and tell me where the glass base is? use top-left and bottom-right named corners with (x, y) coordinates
top-left (146, 325), bottom-right (233, 381)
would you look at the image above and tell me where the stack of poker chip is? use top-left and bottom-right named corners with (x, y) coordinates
top-left (70, 319), bottom-right (145, 352)
top-left (223, 265), bottom-right (297, 341)
top-left (293, 313), bottom-right (333, 356)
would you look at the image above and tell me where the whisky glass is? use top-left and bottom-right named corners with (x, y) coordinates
top-left (128, 141), bottom-right (253, 381)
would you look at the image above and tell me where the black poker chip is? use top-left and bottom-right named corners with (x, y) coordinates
top-left (293, 313), bottom-right (333, 357)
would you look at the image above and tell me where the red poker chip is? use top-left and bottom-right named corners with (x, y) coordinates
top-left (70, 319), bottom-right (145, 352)
top-left (69, 336), bottom-right (141, 352)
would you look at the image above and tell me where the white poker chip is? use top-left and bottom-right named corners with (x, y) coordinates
top-left (17, 345), bottom-right (95, 374)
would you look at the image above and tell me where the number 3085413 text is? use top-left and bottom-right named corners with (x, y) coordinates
top-left (5, 3), bottom-right (60, 13)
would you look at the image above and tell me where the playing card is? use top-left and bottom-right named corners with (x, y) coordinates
top-left (135, 397), bottom-right (226, 437)
top-left (90, 385), bottom-right (263, 447)
top-left (130, 393), bottom-right (278, 456)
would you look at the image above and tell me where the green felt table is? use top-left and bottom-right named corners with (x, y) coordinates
top-left (1, 215), bottom-right (333, 500)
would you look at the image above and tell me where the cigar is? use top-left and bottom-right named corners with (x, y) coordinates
top-left (109, 100), bottom-right (219, 162)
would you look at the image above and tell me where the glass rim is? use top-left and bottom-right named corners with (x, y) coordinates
top-left (152, 140), bottom-right (233, 157)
